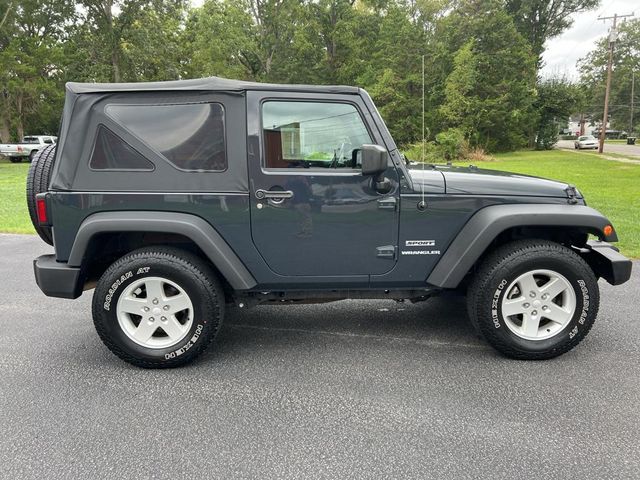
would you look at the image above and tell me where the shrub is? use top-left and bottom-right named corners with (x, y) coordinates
top-left (464, 146), bottom-right (494, 162)
top-left (402, 141), bottom-right (440, 163)
top-left (401, 130), bottom-right (494, 164)
top-left (435, 128), bottom-right (466, 161)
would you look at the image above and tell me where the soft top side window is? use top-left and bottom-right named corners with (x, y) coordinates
top-left (106, 102), bottom-right (227, 172)
top-left (89, 125), bottom-right (155, 171)
top-left (261, 101), bottom-right (372, 170)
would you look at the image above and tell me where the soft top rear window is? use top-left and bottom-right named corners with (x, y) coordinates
top-left (106, 103), bottom-right (227, 172)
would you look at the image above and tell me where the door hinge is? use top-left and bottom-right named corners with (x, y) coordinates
top-left (376, 245), bottom-right (397, 259)
top-left (377, 196), bottom-right (397, 210)
top-left (565, 184), bottom-right (579, 204)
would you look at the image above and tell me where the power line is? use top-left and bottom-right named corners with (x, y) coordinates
top-left (597, 11), bottom-right (634, 153)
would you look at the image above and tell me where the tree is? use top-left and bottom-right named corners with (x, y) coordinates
top-left (505, 0), bottom-right (600, 71)
top-left (183, 0), bottom-right (306, 81)
top-left (579, 18), bottom-right (640, 135)
top-left (73, 0), bottom-right (186, 83)
top-left (353, 1), bottom-right (433, 145)
top-left (533, 77), bottom-right (584, 149)
top-left (0, 0), bottom-right (575, 151)
top-left (439, 41), bottom-right (478, 136)
top-left (437, 0), bottom-right (537, 151)
top-left (0, 0), bottom-right (75, 141)
top-left (183, 1), bottom-right (262, 80)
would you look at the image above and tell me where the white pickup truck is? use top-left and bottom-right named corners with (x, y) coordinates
top-left (0, 135), bottom-right (57, 163)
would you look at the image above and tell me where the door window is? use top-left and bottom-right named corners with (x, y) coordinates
top-left (262, 101), bottom-right (372, 169)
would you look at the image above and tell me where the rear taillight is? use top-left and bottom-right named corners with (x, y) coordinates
top-left (36, 197), bottom-right (48, 224)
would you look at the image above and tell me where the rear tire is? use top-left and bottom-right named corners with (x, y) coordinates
top-left (92, 247), bottom-right (225, 368)
top-left (9, 157), bottom-right (22, 163)
top-left (26, 144), bottom-right (57, 245)
top-left (467, 240), bottom-right (599, 360)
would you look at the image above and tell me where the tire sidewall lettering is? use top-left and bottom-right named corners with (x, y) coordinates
top-left (103, 266), bottom-right (152, 311)
top-left (576, 279), bottom-right (590, 326)
top-left (491, 279), bottom-right (508, 329)
top-left (164, 324), bottom-right (204, 360)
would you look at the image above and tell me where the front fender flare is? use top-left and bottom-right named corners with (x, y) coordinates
top-left (67, 211), bottom-right (257, 291)
top-left (427, 204), bottom-right (617, 289)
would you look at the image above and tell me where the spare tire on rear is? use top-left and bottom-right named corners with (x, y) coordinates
top-left (26, 144), bottom-right (57, 245)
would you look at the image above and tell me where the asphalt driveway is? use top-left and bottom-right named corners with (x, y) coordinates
top-left (1, 234), bottom-right (639, 479)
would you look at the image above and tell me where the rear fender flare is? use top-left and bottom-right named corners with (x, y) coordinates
top-left (67, 211), bottom-right (257, 290)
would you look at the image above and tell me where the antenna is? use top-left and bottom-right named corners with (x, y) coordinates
top-left (419, 54), bottom-right (426, 210)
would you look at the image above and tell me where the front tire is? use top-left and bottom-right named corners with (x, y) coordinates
top-left (92, 247), bottom-right (225, 368)
top-left (467, 240), bottom-right (599, 360)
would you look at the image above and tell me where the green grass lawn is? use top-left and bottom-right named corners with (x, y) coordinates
top-left (454, 150), bottom-right (640, 258)
top-left (1, 150), bottom-right (638, 257)
top-left (605, 139), bottom-right (634, 144)
top-left (0, 161), bottom-right (34, 234)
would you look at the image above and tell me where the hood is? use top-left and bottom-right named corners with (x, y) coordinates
top-left (407, 164), bottom-right (577, 198)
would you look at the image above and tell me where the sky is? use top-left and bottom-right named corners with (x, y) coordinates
top-left (540, 0), bottom-right (637, 79)
top-left (189, 0), bottom-right (636, 80)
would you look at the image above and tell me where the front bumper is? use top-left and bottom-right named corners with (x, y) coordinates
top-left (579, 241), bottom-right (632, 286)
top-left (33, 254), bottom-right (83, 299)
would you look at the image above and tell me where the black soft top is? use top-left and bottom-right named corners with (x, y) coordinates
top-left (66, 76), bottom-right (360, 95)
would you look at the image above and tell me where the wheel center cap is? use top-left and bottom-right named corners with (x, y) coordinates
top-left (532, 300), bottom-right (541, 308)
top-left (152, 307), bottom-right (162, 315)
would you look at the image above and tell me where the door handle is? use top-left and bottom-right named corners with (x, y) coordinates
top-left (376, 245), bottom-right (396, 259)
top-left (377, 197), bottom-right (397, 210)
top-left (255, 189), bottom-right (294, 200)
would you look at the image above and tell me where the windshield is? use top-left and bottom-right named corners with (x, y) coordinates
top-left (579, 136), bottom-right (595, 141)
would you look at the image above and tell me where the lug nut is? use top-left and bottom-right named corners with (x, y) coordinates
top-left (523, 302), bottom-right (530, 308)
top-left (152, 298), bottom-right (159, 305)
top-left (531, 310), bottom-right (538, 316)
top-left (530, 291), bottom-right (536, 298)
top-left (543, 305), bottom-right (549, 311)
top-left (149, 317), bottom-right (155, 322)
top-left (143, 307), bottom-right (150, 312)
top-left (542, 294), bottom-right (549, 300)
top-left (163, 305), bottom-right (169, 310)
top-left (161, 316), bottom-right (167, 321)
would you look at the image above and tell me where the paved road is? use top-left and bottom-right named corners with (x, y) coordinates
top-left (557, 139), bottom-right (640, 158)
top-left (1, 234), bottom-right (639, 479)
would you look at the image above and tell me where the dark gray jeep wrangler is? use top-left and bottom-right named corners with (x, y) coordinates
top-left (28, 77), bottom-right (631, 368)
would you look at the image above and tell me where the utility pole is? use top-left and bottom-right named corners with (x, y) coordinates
top-left (597, 12), bottom-right (634, 153)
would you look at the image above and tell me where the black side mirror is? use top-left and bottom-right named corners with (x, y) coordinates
top-left (361, 144), bottom-right (392, 193)
top-left (361, 144), bottom-right (388, 176)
